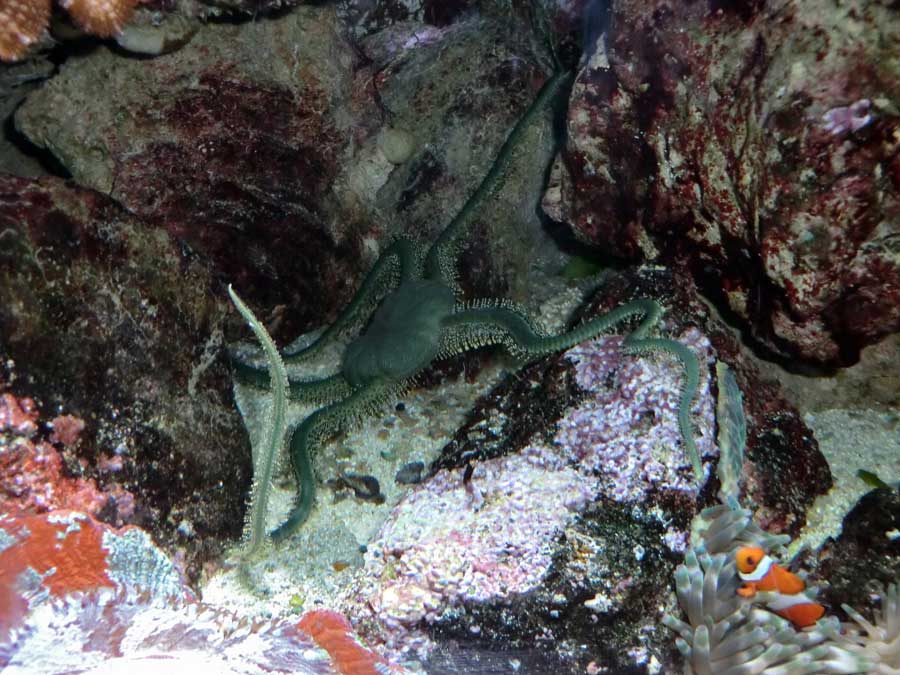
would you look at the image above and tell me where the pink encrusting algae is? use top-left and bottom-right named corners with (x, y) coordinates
top-left (299, 609), bottom-right (410, 675)
top-left (558, 328), bottom-right (717, 502)
top-left (344, 325), bottom-right (716, 658)
top-left (347, 447), bottom-right (597, 656)
top-left (0, 390), bottom-right (133, 520)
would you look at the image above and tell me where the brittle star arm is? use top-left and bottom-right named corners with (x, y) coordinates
top-left (423, 69), bottom-right (573, 290)
top-left (270, 376), bottom-right (406, 542)
top-left (231, 360), bottom-right (354, 405)
top-left (281, 236), bottom-right (421, 362)
top-left (439, 298), bottom-right (703, 477)
top-left (231, 237), bottom-right (420, 381)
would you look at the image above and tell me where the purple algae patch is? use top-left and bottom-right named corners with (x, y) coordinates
top-left (558, 328), bottom-right (718, 503)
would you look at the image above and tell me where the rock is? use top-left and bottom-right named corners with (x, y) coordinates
top-left (14, 7), bottom-right (562, 339)
top-left (0, 174), bottom-right (248, 584)
top-left (817, 487), bottom-right (900, 613)
top-left (0, 390), bottom-right (121, 519)
top-left (545, 0), bottom-right (900, 366)
top-left (437, 267), bottom-right (831, 536)
top-left (14, 8), bottom-right (363, 342)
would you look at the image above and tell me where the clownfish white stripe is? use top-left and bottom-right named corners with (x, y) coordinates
top-left (739, 555), bottom-right (773, 582)
top-left (765, 592), bottom-right (816, 611)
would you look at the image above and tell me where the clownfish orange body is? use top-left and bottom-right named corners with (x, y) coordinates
top-left (735, 546), bottom-right (826, 628)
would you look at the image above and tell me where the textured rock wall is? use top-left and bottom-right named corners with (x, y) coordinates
top-left (545, 0), bottom-right (900, 365)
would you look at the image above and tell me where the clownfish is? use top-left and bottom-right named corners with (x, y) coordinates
top-left (735, 546), bottom-right (826, 628)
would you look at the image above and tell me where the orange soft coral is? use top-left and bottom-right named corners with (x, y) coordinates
top-left (0, 0), bottom-right (136, 61)
top-left (0, 0), bottom-right (52, 61)
top-left (60, 0), bottom-right (136, 38)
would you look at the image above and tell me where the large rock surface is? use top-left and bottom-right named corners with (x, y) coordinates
top-left (15, 8), bottom-right (561, 342)
top-left (0, 174), bottom-right (248, 583)
top-left (15, 8), bottom-right (364, 342)
top-left (544, 0), bottom-right (900, 365)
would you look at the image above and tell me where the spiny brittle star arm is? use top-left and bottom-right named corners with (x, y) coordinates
top-left (440, 298), bottom-right (703, 477)
top-left (282, 237), bottom-right (421, 362)
top-left (227, 285), bottom-right (288, 557)
top-left (232, 237), bottom-right (420, 403)
top-left (423, 70), bottom-right (574, 290)
top-left (271, 376), bottom-right (405, 542)
top-left (231, 365), bottom-right (353, 406)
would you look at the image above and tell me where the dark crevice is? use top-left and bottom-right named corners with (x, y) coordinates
top-left (3, 105), bottom-right (72, 179)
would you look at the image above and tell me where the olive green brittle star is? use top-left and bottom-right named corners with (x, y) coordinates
top-left (230, 70), bottom-right (703, 546)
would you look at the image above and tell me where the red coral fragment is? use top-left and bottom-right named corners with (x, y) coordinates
top-left (50, 414), bottom-right (86, 447)
top-left (0, 433), bottom-right (106, 515)
top-left (299, 609), bottom-right (401, 675)
top-left (0, 393), bottom-right (38, 435)
top-left (0, 390), bottom-right (131, 518)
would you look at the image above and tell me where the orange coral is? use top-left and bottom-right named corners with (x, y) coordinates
top-left (298, 610), bottom-right (404, 675)
top-left (61, 0), bottom-right (136, 38)
top-left (0, 0), bottom-right (136, 61)
top-left (0, 510), bottom-right (115, 640)
top-left (0, 0), bottom-right (51, 61)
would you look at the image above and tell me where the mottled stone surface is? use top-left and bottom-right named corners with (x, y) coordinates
top-left (15, 8), bottom-right (560, 341)
top-left (816, 486), bottom-right (900, 617)
top-left (545, 0), bottom-right (900, 366)
top-left (354, 17), bottom-right (559, 301)
top-left (0, 57), bottom-right (54, 177)
top-left (438, 267), bottom-right (831, 536)
top-left (15, 8), bottom-right (364, 343)
top-left (338, 0), bottom-right (478, 38)
top-left (0, 174), bottom-right (248, 584)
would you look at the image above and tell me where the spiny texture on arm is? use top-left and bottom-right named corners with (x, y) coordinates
top-left (442, 297), bottom-right (703, 480)
top-left (423, 69), bottom-right (574, 290)
top-left (227, 285), bottom-right (288, 558)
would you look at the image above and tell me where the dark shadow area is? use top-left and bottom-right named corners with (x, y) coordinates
top-left (3, 102), bottom-right (72, 179)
